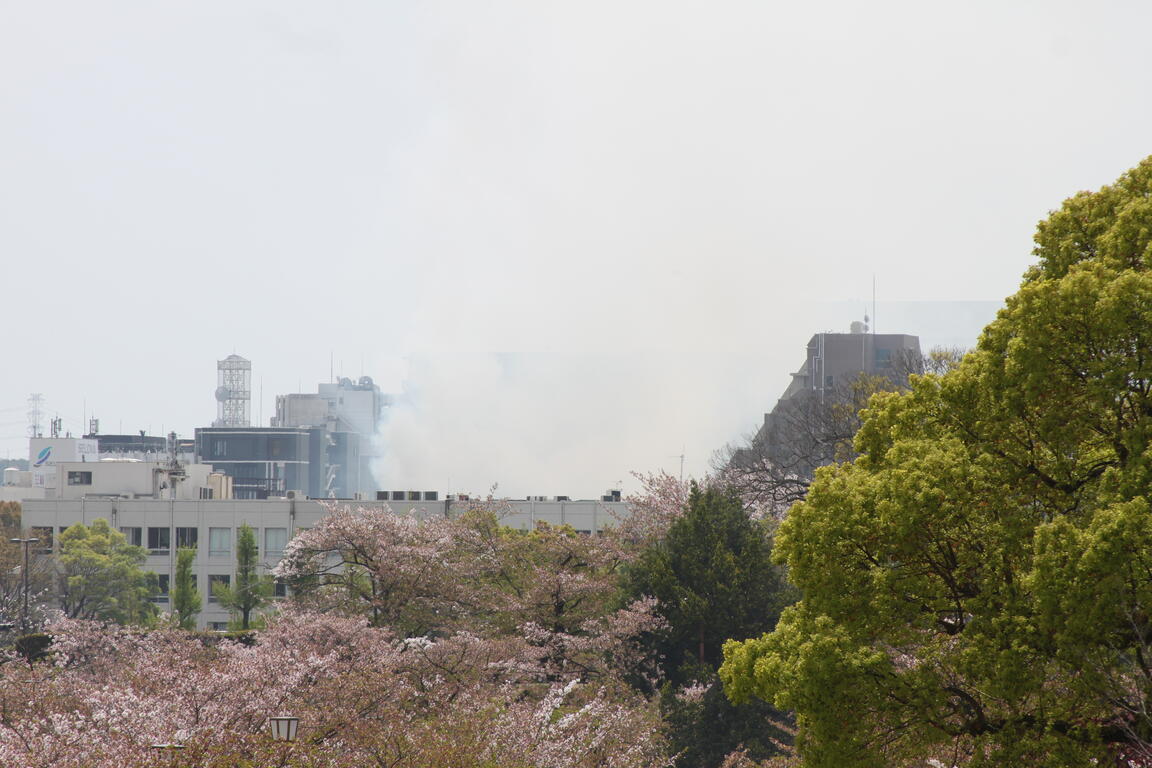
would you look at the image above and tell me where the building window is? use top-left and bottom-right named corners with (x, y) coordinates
top-left (147, 527), bottom-right (170, 555)
top-left (263, 527), bottom-right (288, 561)
top-left (175, 527), bottom-right (198, 549)
top-left (30, 526), bottom-right (53, 554)
top-left (199, 487), bottom-right (214, 500)
top-left (151, 574), bottom-right (170, 603)
top-left (209, 527), bottom-right (231, 558)
top-left (208, 621), bottom-right (229, 632)
top-left (273, 580), bottom-right (288, 598)
top-left (66, 471), bottom-right (92, 486)
top-left (120, 526), bottom-right (142, 547)
top-left (208, 574), bottom-right (230, 602)
top-left (875, 348), bottom-right (892, 369)
top-left (213, 440), bottom-right (227, 457)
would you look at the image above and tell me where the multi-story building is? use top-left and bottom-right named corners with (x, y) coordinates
top-left (272, 376), bottom-right (391, 496)
top-left (21, 458), bottom-right (628, 630)
top-left (194, 426), bottom-right (326, 500)
top-left (732, 325), bottom-right (922, 488)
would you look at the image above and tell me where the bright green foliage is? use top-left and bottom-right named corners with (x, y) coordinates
top-left (213, 523), bottom-right (271, 630)
top-left (721, 157), bottom-right (1152, 767)
top-left (57, 518), bottom-right (156, 624)
top-left (171, 546), bottom-right (201, 630)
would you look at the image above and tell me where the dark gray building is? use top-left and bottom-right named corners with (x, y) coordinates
top-left (729, 326), bottom-right (922, 503)
top-left (195, 427), bottom-right (326, 499)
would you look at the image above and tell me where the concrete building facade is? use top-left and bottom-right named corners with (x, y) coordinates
top-left (272, 376), bottom-right (391, 496)
top-left (19, 457), bottom-right (628, 630)
top-left (734, 326), bottom-right (922, 483)
top-left (24, 495), bottom-right (628, 630)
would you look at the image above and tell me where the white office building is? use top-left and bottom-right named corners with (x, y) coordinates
top-left (21, 459), bottom-right (628, 630)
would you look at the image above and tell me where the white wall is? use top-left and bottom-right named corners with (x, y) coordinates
top-left (23, 497), bottom-right (631, 629)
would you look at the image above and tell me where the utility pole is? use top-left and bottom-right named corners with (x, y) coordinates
top-left (10, 538), bottom-right (39, 634)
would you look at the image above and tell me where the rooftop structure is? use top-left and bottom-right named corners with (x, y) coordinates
top-left (213, 355), bottom-right (251, 428)
top-left (730, 324), bottom-right (922, 494)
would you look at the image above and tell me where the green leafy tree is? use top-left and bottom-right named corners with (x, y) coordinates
top-left (57, 518), bottom-right (156, 624)
top-left (214, 523), bottom-right (270, 630)
top-left (625, 483), bottom-right (791, 684)
top-left (722, 156), bottom-right (1152, 767)
top-left (171, 546), bottom-right (201, 630)
top-left (622, 483), bottom-right (794, 767)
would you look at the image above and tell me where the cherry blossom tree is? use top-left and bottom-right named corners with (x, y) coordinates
top-left (0, 610), bottom-right (669, 767)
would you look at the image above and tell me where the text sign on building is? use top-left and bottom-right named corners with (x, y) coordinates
top-left (29, 438), bottom-right (100, 488)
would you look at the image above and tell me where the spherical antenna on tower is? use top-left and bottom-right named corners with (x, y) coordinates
top-left (212, 356), bottom-right (252, 427)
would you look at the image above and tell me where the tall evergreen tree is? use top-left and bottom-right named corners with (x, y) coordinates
top-left (624, 482), bottom-right (791, 684)
top-left (214, 523), bottom-right (270, 630)
top-left (171, 546), bottom-right (200, 630)
top-left (622, 482), bottom-right (795, 767)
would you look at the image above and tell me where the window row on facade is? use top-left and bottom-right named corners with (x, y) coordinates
top-left (151, 574), bottom-right (288, 602)
top-left (119, 525), bottom-right (290, 559)
top-left (25, 524), bottom-right (290, 560)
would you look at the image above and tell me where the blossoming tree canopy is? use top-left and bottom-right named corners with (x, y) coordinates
top-left (720, 156), bottom-right (1152, 767)
top-left (0, 611), bottom-right (669, 768)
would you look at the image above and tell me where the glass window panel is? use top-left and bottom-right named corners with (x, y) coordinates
top-left (154, 574), bottom-right (171, 602)
top-left (147, 527), bottom-right (170, 554)
top-left (208, 574), bottom-right (230, 602)
top-left (264, 528), bottom-right (288, 558)
top-left (209, 527), bottom-right (231, 558)
top-left (175, 527), bottom-right (198, 549)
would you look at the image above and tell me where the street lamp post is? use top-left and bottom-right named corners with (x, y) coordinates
top-left (9, 538), bottom-right (38, 634)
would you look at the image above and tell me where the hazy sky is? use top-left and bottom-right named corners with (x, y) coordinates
top-left (2, 2), bottom-right (1150, 496)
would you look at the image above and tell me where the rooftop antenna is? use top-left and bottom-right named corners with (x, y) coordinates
top-left (872, 274), bottom-right (877, 335)
top-left (27, 394), bottom-right (43, 438)
top-left (214, 355), bottom-right (252, 427)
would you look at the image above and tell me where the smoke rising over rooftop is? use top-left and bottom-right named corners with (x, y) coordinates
top-left (2, 3), bottom-right (1149, 492)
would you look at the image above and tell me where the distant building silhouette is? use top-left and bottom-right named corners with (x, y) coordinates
top-left (727, 325), bottom-right (921, 507)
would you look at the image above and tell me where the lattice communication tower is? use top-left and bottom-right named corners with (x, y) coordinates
top-left (213, 355), bottom-right (251, 427)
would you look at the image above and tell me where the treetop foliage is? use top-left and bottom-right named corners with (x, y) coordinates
top-left (721, 156), bottom-right (1152, 767)
top-left (57, 519), bottom-right (155, 625)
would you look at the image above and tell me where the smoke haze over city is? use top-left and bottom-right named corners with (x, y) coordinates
top-left (3, 2), bottom-right (1151, 497)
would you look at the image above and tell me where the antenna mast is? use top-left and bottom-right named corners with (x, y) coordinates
top-left (27, 394), bottom-right (43, 438)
